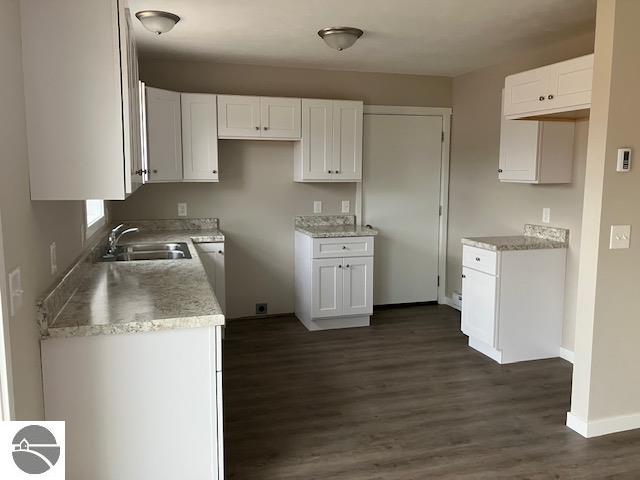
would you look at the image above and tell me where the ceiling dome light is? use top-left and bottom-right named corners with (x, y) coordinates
top-left (318, 27), bottom-right (364, 51)
top-left (135, 10), bottom-right (181, 35)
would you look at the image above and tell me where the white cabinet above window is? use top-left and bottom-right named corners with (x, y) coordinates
top-left (21, 0), bottom-right (143, 200)
top-left (503, 54), bottom-right (594, 120)
top-left (217, 95), bottom-right (301, 140)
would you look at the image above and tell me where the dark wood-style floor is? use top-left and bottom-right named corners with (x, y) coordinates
top-left (223, 305), bottom-right (640, 479)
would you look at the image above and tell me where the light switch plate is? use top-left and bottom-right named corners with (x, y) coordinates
top-left (542, 208), bottom-right (551, 224)
top-left (177, 203), bottom-right (188, 217)
top-left (8, 267), bottom-right (24, 316)
top-left (313, 201), bottom-right (322, 214)
top-left (50, 242), bottom-right (57, 275)
top-left (341, 200), bottom-right (350, 214)
top-left (610, 225), bottom-right (631, 249)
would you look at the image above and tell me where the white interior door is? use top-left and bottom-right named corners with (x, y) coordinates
top-left (363, 113), bottom-right (443, 305)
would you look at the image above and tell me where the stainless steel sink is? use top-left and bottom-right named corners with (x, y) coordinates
top-left (100, 242), bottom-right (192, 262)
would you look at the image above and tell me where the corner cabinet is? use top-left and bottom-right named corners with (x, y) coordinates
top-left (20, 0), bottom-right (143, 200)
top-left (503, 54), bottom-right (594, 120)
top-left (295, 233), bottom-right (374, 330)
top-left (217, 95), bottom-right (301, 140)
top-left (294, 100), bottom-right (364, 182)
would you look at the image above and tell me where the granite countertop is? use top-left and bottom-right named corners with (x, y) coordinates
top-left (294, 214), bottom-right (378, 238)
top-left (40, 219), bottom-right (226, 339)
top-left (461, 224), bottom-right (569, 251)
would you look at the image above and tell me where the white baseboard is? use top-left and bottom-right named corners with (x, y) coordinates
top-left (559, 347), bottom-right (575, 364)
top-left (442, 295), bottom-right (461, 311)
top-left (567, 411), bottom-right (640, 438)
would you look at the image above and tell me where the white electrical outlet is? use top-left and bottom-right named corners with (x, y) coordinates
top-left (177, 203), bottom-right (188, 217)
top-left (610, 225), bottom-right (631, 249)
top-left (341, 200), bottom-right (350, 213)
top-left (8, 268), bottom-right (24, 316)
top-left (50, 242), bottom-right (57, 275)
top-left (313, 201), bottom-right (322, 214)
top-left (542, 208), bottom-right (551, 224)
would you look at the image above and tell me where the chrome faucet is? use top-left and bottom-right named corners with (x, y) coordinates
top-left (107, 224), bottom-right (139, 255)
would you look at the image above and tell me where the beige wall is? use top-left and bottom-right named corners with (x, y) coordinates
top-left (447, 31), bottom-right (595, 350)
top-left (571, 0), bottom-right (640, 425)
top-left (140, 60), bottom-right (452, 107)
top-left (0, 0), bottom-right (86, 419)
top-left (112, 61), bottom-right (452, 319)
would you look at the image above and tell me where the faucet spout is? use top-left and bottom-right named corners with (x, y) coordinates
top-left (107, 225), bottom-right (139, 255)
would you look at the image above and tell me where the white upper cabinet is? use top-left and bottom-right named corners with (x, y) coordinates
top-left (145, 87), bottom-right (183, 183)
top-left (217, 95), bottom-right (261, 137)
top-left (217, 95), bottom-right (301, 139)
top-left (260, 97), bottom-right (302, 139)
top-left (294, 99), bottom-right (363, 182)
top-left (181, 94), bottom-right (219, 182)
top-left (20, 0), bottom-right (142, 200)
top-left (503, 54), bottom-right (594, 119)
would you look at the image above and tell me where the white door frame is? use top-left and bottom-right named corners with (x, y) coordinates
top-left (357, 105), bottom-right (452, 304)
top-left (0, 212), bottom-right (15, 420)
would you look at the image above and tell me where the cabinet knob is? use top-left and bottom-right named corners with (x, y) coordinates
top-left (498, 168), bottom-right (503, 173)
top-left (548, 94), bottom-right (554, 100)
top-left (218, 250), bottom-right (223, 255)
top-left (335, 170), bottom-right (340, 174)
top-left (475, 257), bottom-right (481, 261)
top-left (328, 170), bottom-right (333, 174)
top-left (539, 96), bottom-right (545, 101)
top-left (461, 274), bottom-right (466, 278)
top-left (345, 264), bottom-right (350, 268)
top-left (255, 126), bottom-right (260, 130)
top-left (212, 170), bottom-right (217, 174)
top-left (152, 169), bottom-right (158, 174)
top-left (338, 265), bottom-right (342, 268)
top-left (342, 246), bottom-right (347, 249)
top-left (263, 126), bottom-right (268, 130)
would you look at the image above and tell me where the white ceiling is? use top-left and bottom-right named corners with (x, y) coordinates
top-left (128, 0), bottom-right (596, 76)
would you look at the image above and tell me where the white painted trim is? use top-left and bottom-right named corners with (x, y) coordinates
top-left (567, 411), bottom-right (640, 438)
top-left (360, 105), bottom-right (452, 305)
top-left (443, 296), bottom-right (461, 311)
top-left (559, 347), bottom-right (575, 364)
top-left (0, 213), bottom-right (15, 420)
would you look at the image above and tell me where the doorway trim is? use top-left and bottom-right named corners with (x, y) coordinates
top-left (358, 105), bottom-right (452, 304)
top-left (0, 212), bottom-right (15, 420)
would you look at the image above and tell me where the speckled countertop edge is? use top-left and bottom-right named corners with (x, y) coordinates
top-left (294, 215), bottom-right (378, 237)
top-left (461, 224), bottom-right (569, 251)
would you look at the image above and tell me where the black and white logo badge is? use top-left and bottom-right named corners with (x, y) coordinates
top-left (0, 421), bottom-right (64, 479)
top-left (12, 425), bottom-right (60, 474)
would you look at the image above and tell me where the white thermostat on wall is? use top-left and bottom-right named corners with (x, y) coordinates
top-left (617, 147), bottom-right (632, 172)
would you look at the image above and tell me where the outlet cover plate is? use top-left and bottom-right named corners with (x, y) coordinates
top-left (177, 203), bottom-right (188, 217)
top-left (313, 201), bottom-right (322, 214)
top-left (341, 200), bottom-right (350, 213)
top-left (542, 208), bottom-right (551, 224)
top-left (256, 303), bottom-right (268, 315)
top-left (610, 225), bottom-right (631, 249)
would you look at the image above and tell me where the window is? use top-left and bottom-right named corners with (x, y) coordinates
top-left (85, 200), bottom-right (106, 239)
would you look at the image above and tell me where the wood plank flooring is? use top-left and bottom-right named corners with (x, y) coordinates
top-left (223, 305), bottom-right (640, 479)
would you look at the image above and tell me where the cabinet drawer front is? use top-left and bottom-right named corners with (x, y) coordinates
top-left (462, 245), bottom-right (497, 275)
top-left (313, 237), bottom-right (374, 258)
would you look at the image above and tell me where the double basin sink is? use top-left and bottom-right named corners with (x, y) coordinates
top-left (100, 242), bottom-right (192, 262)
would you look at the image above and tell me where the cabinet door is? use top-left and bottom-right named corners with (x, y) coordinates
top-left (298, 99), bottom-right (333, 180)
top-left (461, 267), bottom-right (497, 347)
top-left (342, 256), bottom-right (373, 316)
top-left (217, 95), bottom-right (261, 138)
top-left (181, 94), bottom-right (219, 182)
top-left (260, 97), bottom-right (301, 139)
top-left (547, 54), bottom-right (594, 111)
top-left (121, 8), bottom-right (143, 194)
top-left (503, 66), bottom-right (549, 117)
top-left (145, 87), bottom-right (183, 182)
top-left (332, 100), bottom-right (363, 181)
top-left (311, 258), bottom-right (343, 318)
top-left (498, 116), bottom-right (540, 182)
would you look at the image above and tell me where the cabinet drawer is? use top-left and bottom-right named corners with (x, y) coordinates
top-left (312, 236), bottom-right (374, 259)
top-left (462, 245), bottom-right (497, 276)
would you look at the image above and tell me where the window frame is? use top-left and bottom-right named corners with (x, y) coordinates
top-left (85, 199), bottom-right (106, 240)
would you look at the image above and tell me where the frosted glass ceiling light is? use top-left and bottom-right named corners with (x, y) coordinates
top-left (318, 27), bottom-right (364, 51)
top-left (135, 10), bottom-right (181, 35)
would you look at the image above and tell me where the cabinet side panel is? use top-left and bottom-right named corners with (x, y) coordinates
top-left (498, 249), bottom-right (566, 362)
top-left (538, 121), bottom-right (575, 184)
top-left (21, 0), bottom-right (126, 199)
top-left (294, 232), bottom-right (313, 322)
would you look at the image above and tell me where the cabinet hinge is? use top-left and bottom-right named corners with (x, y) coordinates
top-left (441, 131), bottom-right (445, 142)
top-left (439, 205), bottom-right (442, 216)
top-left (437, 275), bottom-right (440, 287)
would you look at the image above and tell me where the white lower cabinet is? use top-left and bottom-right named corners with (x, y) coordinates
top-left (197, 242), bottom-right (226, 314)
top-left (296, 233), bottom-right (374, 330)
top-left (461, 244), bottom-right (566, 364)
top-left (42, 325), bottom-right (224, 480)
